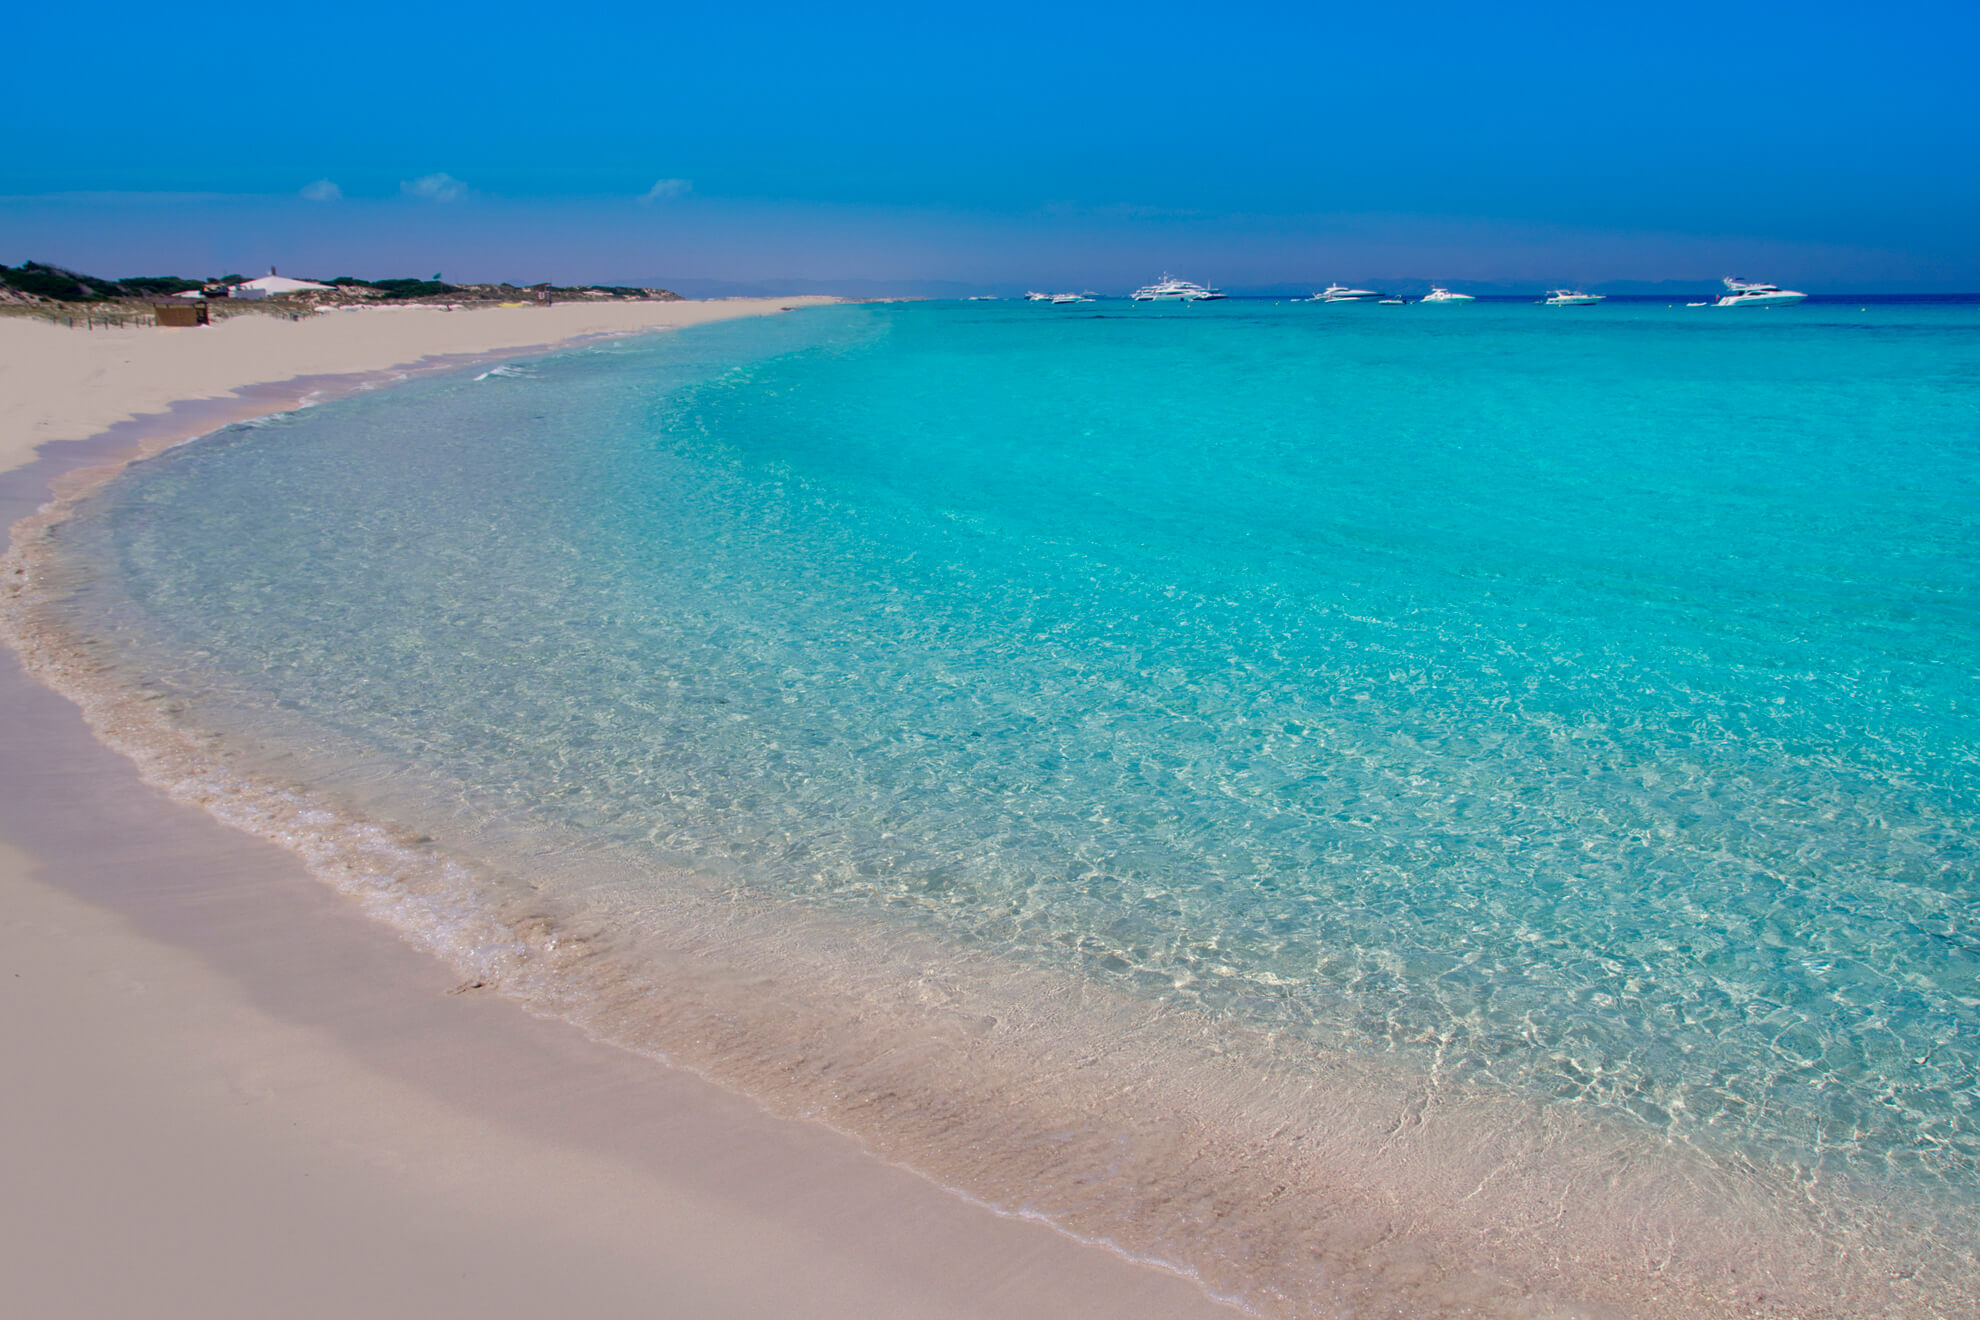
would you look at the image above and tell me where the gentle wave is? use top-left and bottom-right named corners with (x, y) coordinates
top-left (9, 300), bottom-right (1978, 1317)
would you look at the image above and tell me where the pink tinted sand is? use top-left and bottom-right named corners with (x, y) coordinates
top-left (0, 304), bottom-right (1237, 1320)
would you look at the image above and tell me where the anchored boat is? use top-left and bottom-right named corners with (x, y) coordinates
top-left (1131, 275), bottom-right (1226, 301)
top-left (1711, 277), bottom-right (1808, 308)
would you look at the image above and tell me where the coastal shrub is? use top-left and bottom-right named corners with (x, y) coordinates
top-left (115, 275), bottom-right (206, 295)
top-left (0, 262), bottom-right (202, 301)
top-left (2, 262), bottom-right (102, 301)
top-left (0, 263), bottom-right (674, 304)
top-left (528, 284), bottom-right (678, 300)
top-left (369, 278), bottom-right (458, 299)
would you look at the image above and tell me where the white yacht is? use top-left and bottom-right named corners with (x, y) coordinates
top-left (1419, 286), bottom-right (1475, 303)
top-left (1314, 283), bottom-right (1380, 302)
top-left (1131, 275), bottom-right (1225, 301)
top-left (1025, 291), bottom-right (1052, 302)
top-left (1543, 289), bottom-right (1605, 306)
top-left (1711, 277), bottom-right (1807, 308)
top-left (1049, 292), bottom-right (1091, 304)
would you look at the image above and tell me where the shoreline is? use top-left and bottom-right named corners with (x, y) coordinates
top-left (0, 303), bottom-right (1239, 1320)
top-left (3, 303), bottom-right (1968, 1319)
top-left (0, 298), bottom-right (841, 475)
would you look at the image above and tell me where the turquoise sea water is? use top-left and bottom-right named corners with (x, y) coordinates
top-left (47, 298), bottom-right (1980, 1312)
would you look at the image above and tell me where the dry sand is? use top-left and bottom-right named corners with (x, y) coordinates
top-left (0, 304), bottom-right (1238, 1320)
top-left (0, 298), bottom-right (832, 473)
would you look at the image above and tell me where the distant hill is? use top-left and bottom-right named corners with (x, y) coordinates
top-left (1, 262), bottom-right (205, 302)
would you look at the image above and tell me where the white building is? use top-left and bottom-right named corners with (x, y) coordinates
top-left (230, 267), bottom-right (331, 300)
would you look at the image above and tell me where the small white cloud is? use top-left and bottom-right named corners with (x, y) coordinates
top-left (640, 177), bottom-right (692, 203)
top-left (402, 172), bottom-right (468, 202)
top-left (300, 178), bottom-right (343, 202)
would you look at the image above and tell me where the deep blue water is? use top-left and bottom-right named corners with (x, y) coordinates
top-left (58, 297), bottom-right (1980, 1238)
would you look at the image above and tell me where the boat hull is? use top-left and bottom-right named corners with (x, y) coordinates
top-left (1715, 293), bottom-right (1808, 308)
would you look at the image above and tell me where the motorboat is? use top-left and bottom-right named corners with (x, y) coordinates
top-left (1378, 297), bottom-right (1406, 305)
top-left (1419, 286), bottom-right (1475, 303)
top-left (1543, 289), bottom-right (1605, 306)
top-left (1131, 275), bottom-right (1225, 301)
top-left (1314, 283), bottom-right (1380, 302)
top-left (1049, 292), bottom-right (1091, 304)
top-left (1711, 277), bottom-right (1807, 308)
top-left (1025, 291), bottom-right (1052, 301)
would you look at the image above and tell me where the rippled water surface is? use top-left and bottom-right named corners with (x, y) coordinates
top-left (50, 298), bottom-right (1980, 1303)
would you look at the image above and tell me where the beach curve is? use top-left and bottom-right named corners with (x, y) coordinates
top-left (0, 300), bottom-right (1244, 1320)
top-left (3, 301), bottom-right (1971, 1320)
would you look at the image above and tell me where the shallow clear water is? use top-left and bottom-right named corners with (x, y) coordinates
top-left (49, 298), bottom-right (1980, 1307)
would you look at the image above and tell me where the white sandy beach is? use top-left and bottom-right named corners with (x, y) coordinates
top-left (11, 299), bottom-right (1950, 1320)
top-left (0, 299), bottom-right (833, 473)
top-left (0, 302), bottom-right (1237, 1320)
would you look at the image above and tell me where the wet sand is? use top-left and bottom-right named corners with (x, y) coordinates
top-left (7, 303), bottom-right (1958, 1320)
top-left (0, 306), bottom-right (1238, 1320)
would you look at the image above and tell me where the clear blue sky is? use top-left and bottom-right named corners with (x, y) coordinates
top-left (6, 0), bottom-right (1976, 289)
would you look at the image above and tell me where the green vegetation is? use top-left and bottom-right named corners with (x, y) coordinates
top-left (1, 262), bottom-right (206, 302)
top-left (116, 274), bottom-right (208, 296)
top-left (367, 278), bottom-right (458, 299)
top-left (323, 276), bottom-right (459, 298)
top-left (3, 261), bottom-right (677, 306)
top-left (0, 264), bottom-right (93, 301)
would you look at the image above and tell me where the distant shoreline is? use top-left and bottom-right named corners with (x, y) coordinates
top-left (0, 297), bottom-right (837, 477)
